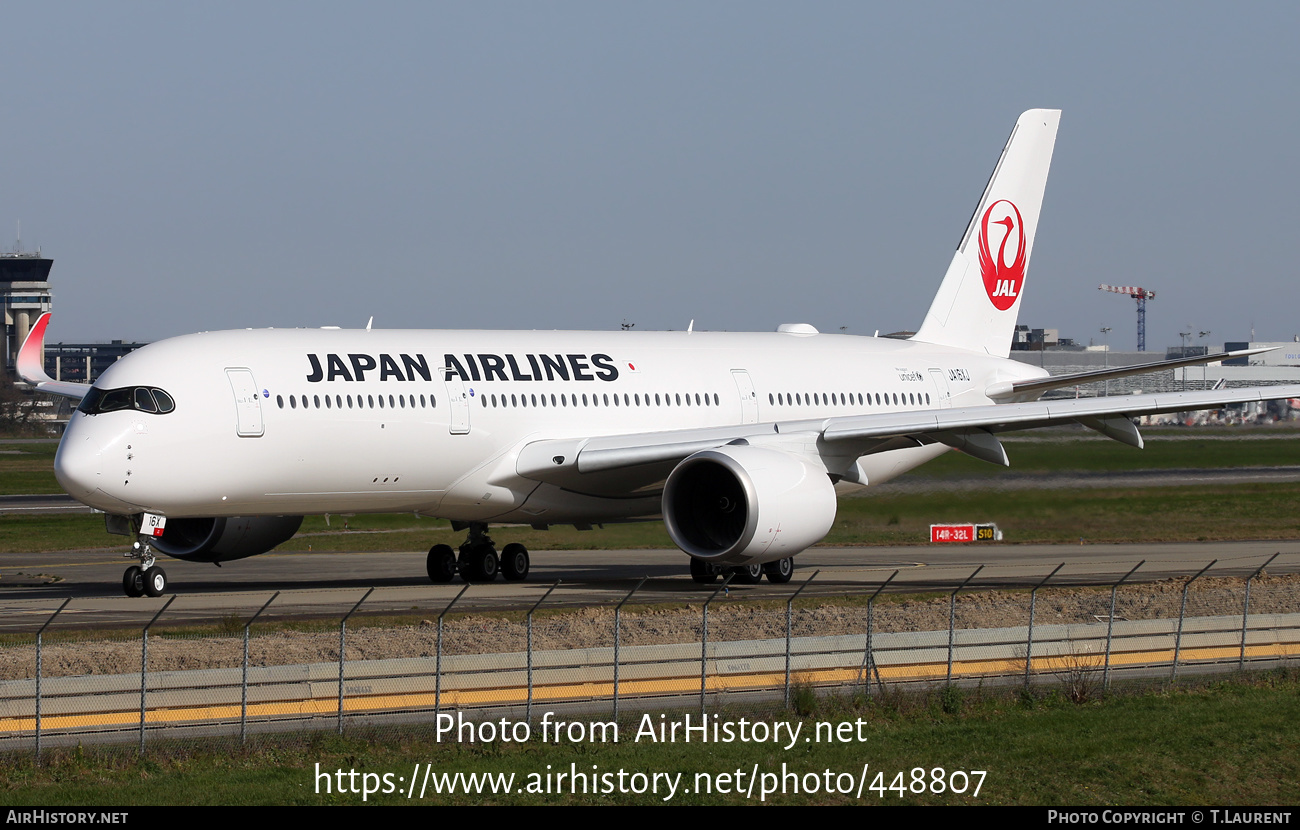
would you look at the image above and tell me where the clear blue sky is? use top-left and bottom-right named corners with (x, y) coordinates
top-left (4, 2), bottom-right (1298, 350)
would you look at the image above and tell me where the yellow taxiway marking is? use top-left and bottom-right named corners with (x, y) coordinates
top-left (1, 642), bottom-right (1292, 734)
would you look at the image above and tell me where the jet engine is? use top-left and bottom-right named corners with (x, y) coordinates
top-left (662, 445), bottom-right (835, 566)
top-left (149, 516), bottom-right (304, 563)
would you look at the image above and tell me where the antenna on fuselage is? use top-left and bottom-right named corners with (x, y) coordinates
top-left (687, 319), bottom-right (694, 334)
top-left (366, 316), bottom-right (373, 331)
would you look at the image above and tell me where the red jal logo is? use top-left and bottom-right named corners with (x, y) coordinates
top-left (978, 199), bottom-right (1026, 311)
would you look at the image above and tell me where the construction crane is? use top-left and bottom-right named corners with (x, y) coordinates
top-left (1098, 284), bottom-right (1156, 351)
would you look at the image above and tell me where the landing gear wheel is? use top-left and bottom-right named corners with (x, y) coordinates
top-left (427, 544), bottom-right (457, 583)
top-left (501, 543), bottom-right (530, 581)
top-left (124, 536), bottom-right (158, 598)
top-left (763, 557), bottom-right (794, 584)
top-left (454, 523), bottom-right (500, 583)
top-left (123, 566), bottom-right (145, 598)
top-left (689, 556), bottom-right (718, 585)
top-left (460, 543), bottom-right (499, 582)
top-left (731, 564), bottom-right (764, 585)
top-left (143, 566), bottom-right (167, 598)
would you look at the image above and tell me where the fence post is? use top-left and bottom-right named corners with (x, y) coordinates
top-left (1025, 564), bottom-right (1064, 689)
top-left (1240, 554), bottom-right (1278, 671)
top-left (860, 571), bottom-right (897, 697)
top-left (337, 588), bottom-right (374, 735)
top-left (1104, 561), bottom-right (1144, 692)
top-left (526, 581), bottom-right (560, 723)
top-left (140, 596), bottom-right (176, 756)
top-left (700, 573), bottom-right (735, 715)
top-left (947, 566), bottom-right (983, 683)
top-left (34, 598), bottom-right (70, 764)
top-left (614, 577), bottom-right (647, 719)
top-left (241, 592), bottom-right (279, 745)
top-left (1172, 560), bottom-right (1216, 682)
top-left (435, 584), bottom-right (470, 720)
top-left (784, 571), bottom-right (819, 708)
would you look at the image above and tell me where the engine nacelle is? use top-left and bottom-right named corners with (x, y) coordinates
top-left (662, 445), bottom-right (836, 566)
top-left (151, 516), bottom-right (304, 563)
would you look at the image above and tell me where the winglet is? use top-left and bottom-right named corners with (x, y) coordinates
top-left (16, 311), bottom-right (55, 385)
top-left (15, 312), bottom-right (91, 401)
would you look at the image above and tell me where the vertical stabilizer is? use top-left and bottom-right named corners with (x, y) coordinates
top-left (913, 109), bottom-right (1059, 357)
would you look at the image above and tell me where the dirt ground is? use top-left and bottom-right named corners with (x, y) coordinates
top-left (3, 574), bottom-right (1297, 680)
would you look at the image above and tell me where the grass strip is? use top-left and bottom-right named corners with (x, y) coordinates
top-left (5, 481), bottom-right (1300, 554)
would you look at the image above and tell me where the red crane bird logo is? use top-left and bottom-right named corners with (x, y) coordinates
top-left (978, 199), bottom-right (1026, 311)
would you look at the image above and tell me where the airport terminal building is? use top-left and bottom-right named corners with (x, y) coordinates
top-left (1, 250), bottom-right (53, 373)
top-left (2, 251), bottom-right (146, 385)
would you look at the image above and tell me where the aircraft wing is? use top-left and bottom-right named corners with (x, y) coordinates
top-left (15, 312), bottom-right (91, 401)
top-left (516, 384), bottom-right (1300, 485)
top-left (986, 347), bottom-right (1275, 401)
top-left (819, 386), bottom-right (1300, 446)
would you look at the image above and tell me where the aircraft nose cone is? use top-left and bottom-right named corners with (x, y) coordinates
top-left (54, 426), bottom-right (102, 500)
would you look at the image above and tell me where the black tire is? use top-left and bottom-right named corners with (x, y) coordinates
top-left (123, 566), bottom-right (145, 598)
top-left (763, 557), bottom-right (794, 584)
top-left (427, 544), bottom-right (457, 583)
top-left (143, 566), bottom-right (167, 597)
top-left (689, 556), bottom-right (717, 585)
top-left (460, 543), bottom-right (499, 582)
top-left (477, 546), bottom-right (499, 582)
top-left (731, 564), bottom-right (764, 585)
top-left (501, 543), bottom-right (529, 581)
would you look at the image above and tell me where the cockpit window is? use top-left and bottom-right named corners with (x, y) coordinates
top-left (94, 388), bottom-right (133, 414)
top-left (78, 386), bottom-right (177, 416)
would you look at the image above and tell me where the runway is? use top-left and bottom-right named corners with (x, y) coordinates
top-left (0, 494), bottom-right (94, 514)
top-left (0, 540), bottom-right (1295, 631)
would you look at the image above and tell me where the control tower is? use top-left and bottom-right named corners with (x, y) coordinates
top-left (1, 248), bottom-right (53, 372)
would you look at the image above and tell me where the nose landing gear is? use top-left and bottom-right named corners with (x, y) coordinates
top-left (122, 540), bottom-right (168, 598)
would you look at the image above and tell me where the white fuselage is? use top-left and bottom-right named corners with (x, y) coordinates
top-left (54, 326), bottom-right (1047, 524)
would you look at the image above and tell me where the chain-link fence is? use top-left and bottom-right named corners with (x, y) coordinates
top-left (1, 556), bottom-right (1297, 760)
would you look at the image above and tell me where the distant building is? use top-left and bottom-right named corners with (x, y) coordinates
top-left (42, 340), bottom-right (150, 384)
top-left (3, 249), bottom-right (150, 391)
top-left (1010, 326), bottom-right (1076, 350)
top-left (1, 250), bottom-right (53, 372)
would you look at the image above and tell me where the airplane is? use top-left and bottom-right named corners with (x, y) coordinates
top-left (17, 108), bottom-right (1300, 598)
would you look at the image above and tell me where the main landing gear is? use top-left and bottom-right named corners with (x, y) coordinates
top-left (122, 539), bottom-right (168, 598)
top-left (427, 523), bottom-right (530, 584)
top-left (689, 556), bottom-right (794, 585)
